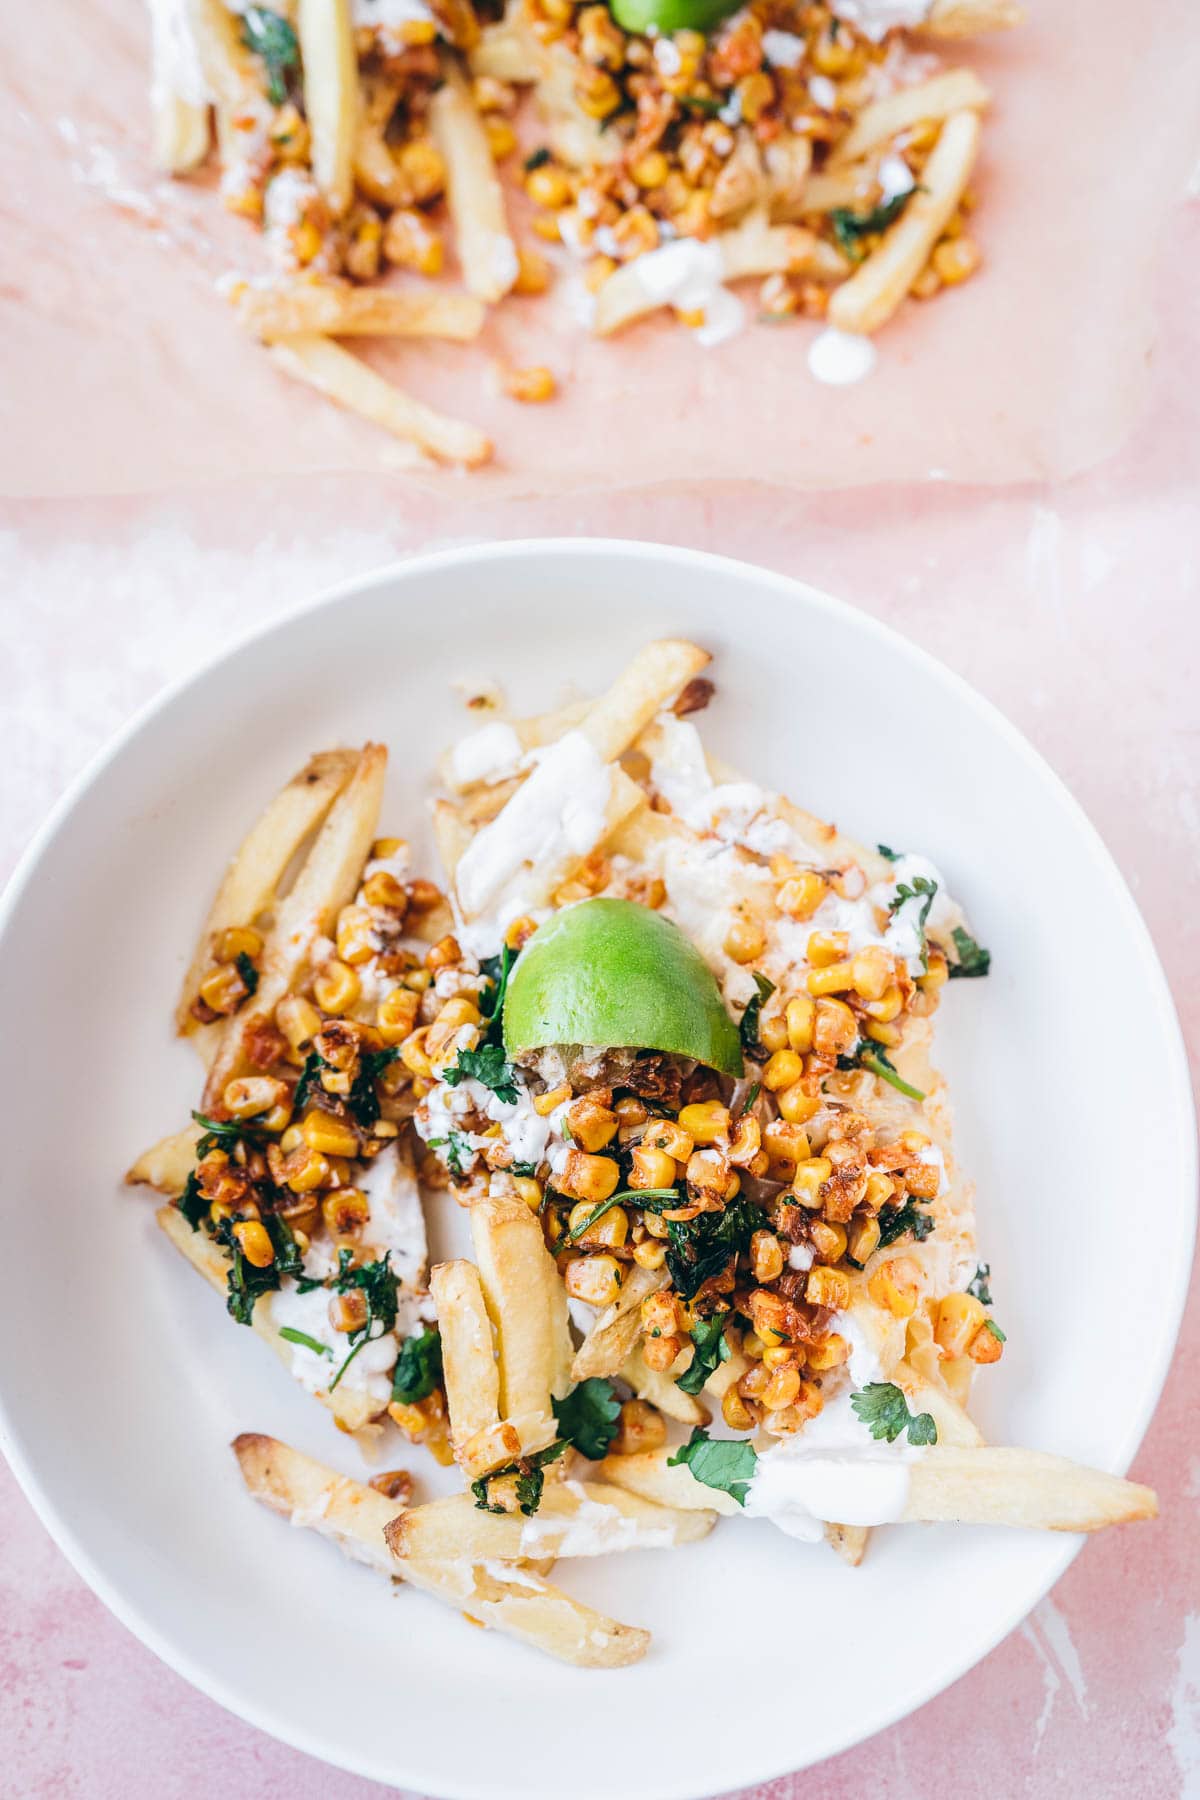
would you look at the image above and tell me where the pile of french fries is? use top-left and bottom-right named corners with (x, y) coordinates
top-left (128, 640), bottom-right (1157, 1668)
top-left (150, 0), bottom-right (1020, 465)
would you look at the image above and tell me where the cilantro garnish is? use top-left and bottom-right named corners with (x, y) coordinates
top-left (240, 5), bottom-right (300, 105)
top-left (444, 1041), bottom-right (519, 1105)
top-left (837, 1041), bottom-right (926, 1102)
top-left (668, 1427), bottom-right (757, 1506)
top-left (278, 1327), bottom-right (330, 1358)
top-left (478, 944), bottom-right (516, 1045)
top-left (345, 1046), bottom-right (400, 1129)
top-left (676, 1313), bottom-right (731, 1396)
top-left (471, 1441), bottom-right (567, 1516)
top-left (850, 1381), bottom-right (938, 1446)
top-left (191, 1109), bottom-right (265, 1154)
top-left (391, 1325), bottom-right (443, 1404)
top-left (177, 1170), bottom-right (208, 1233)
top-left (235, 951), bottom-right (259, 996)
top-left (562, 1188), bottom-right (679, 1244)
top-left (949, 926), bottom-right (991, 978)
top-left (664, 1199), bottom-right (760, 1302)
top-left (967, 1263), bottom-right (992, 1305)
top-left (328, 1250), bottom-right (398, 1392)
top-left (889, 875), bottom-right (937, 971)
top-left (552, 1378), bottom-right (621, 1460)
top-left (291, 1050), bottom-right (327, 1114)
top-left (983, 1318), bottom-right (1006, 1344)
top-left (831, 191), bottom-right (912, 261)
top-left (877, 843), bottom-right (901, 861)
top-left (738, 971), bottom-right (775, 1060)
top-left (875, 1198), bottom-right (935, 1251)
top-left (428, 1131), bottom-right (473, 1177)
top-left (214, 1220), bottom-right (281, 1325)
top-left (523, 146), bottom-right (551, 172)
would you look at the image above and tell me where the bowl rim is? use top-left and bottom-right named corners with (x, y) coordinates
top-left (0, 536), bottom-right (1194, 1799)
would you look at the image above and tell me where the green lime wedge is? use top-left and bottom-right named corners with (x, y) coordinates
top-left (503, 897), bottom-right (743, 1077)
top-left (609, 0), bottom-right (740, 35)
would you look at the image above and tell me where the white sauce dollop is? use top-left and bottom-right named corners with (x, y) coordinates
top-left (830, 0), bottom-right (931, 41)
top-left (631, 240), bottom-right (745, 348)
top-left (745, 1380), bottom-right (921, 1540)
top-left (520, 1483), bottom-right (675, 1555)
top-left (270, 1282), bottom-right (399, 1403)
top-left (762, 28), bottom-right (807, 67)
top-left (450, 721), bottom-right (524, 789)
top-left (807, 327), bottom-right (879, 386)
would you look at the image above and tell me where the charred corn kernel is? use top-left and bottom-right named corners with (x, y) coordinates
top-left (807, 1333), bottom-right (850, 1373)
top-left (302, 1110), bottom-right (359, 1158)
top-left (813, 997), bottom-right (859, 1058)
top-left (526, 163), bottom-right (570, 207)
top-left (533, 1082), bottom-right (570, 1117)
top-left (863, 984), bottom-right (904, 1022)
top-left (778, 1080), bottom-right (820, 1125)
top-left (504, 914), bottom-right (539, 950)
top-left (809, 1219), bottom-right (847, 1262)
top-left (280, 1124), bottom-right (304, 1155)
top-left (427, 1018), bottom-right (479, 1071)
top-left (425, 934), bottom-right (461, 972)
top-left (851, 945), bottom-right (892, 1002)
top-left (567, 1096), bottom-right (618, 1152)
top-left (811, 22), bottom-right (854, 74)
top-left (900, 1129), bottom-right (931, 1153)
top-left (760, 1343), bottom-right (796, 1372)
top-left (362, 869), bottom-right (407, 912)
top-left (233, 1219), bottom-right (275, 1268)
top-left (785, 995), bottom-right (816, 1054)
top-left (806, 1264), bottom-right (851, 1310)
top-left (399, 1028), bottom-right (433, 1079)
top-left (847, 1214), bottom-right (881, 1263)
top-left (568, 1198), bottom-right (628, 1247)
top-left (687, 1148), bottom-right (738, 1203)
top-left (763, 1120), bottom-right (811, 1171)
top-left (513, 245), bottom-right (551, 294)
top-left (473, 74), bottom-right (516, 112)
top-left (642, 1121), bottom-right (693, 1161)
top-left (579, 251), bottom-right (614, 293)
top-left (792, 1155), bottom-right (832, 1208)
top-left (934, 1290), bottom-right (988, 1358)
top-left (762, 1364), bottom-right (802, 1411)
top-left (728, 1112), bottom-right (761, 1167)
top-left (968, 1320), bottom-right (1004, 1363)
top-left (629, 1144), bottom-right (676, 1190)
top-left (776, 869), bottom-right (827, 921)
top-left (807, 930), bottom-right (849, 967)
top-left (641, 1209), bottom-right (670, 1240)
top-left (484, 116), bottom-right (517, 159)
top-left (723, 917), bottom-right (767, 963)
top-left (260, 1101), bottom-right (293, 1134)
top-left (611, 1397), bottom-right (666, 1454)
top-left (748, 1289), bottom-right (791, 1347)
top-left (223, 1076), bottom-right (288, 1119)
top-left (678, 1101), bottom-right (730, 1145)
top-left (722, 1386), bottom-right (756, 1431)
top-left (403, 967), bottom-right (433, 994)
top-left (321, 1187), bottom-right (370, 1237)
top-left (763, 1049), bottom-right (803, 1092)
top-left (558, 1149), bottom-right (620, 1204)
top-left (574, 66), bottom-right (621, 118)
top-left (215, 925), bottom-right (263, 963)
top-left (504, 364), bottom-right (557, 403)
top-left (199, 963), bottom-right (249, 1015)
top-left (397, 139), bottom-right (445, 204)
top-left (382, 207), bottom-right (443, 277)
top-left (868, 1257), bottom-right (920, 1319)
top-left (276, 994), bottom-right (322, 1050)
top-left (642, 1329), bottom-right (684, 1372)
top-left (750, 1228), bottom-right (784, 1283)
top-left (631, 149), bottom-right (670, 189)
top-left (530, 211), bottom-right (562, 242)
top-left (512, 1176), bottom-right (543, 1210)
top-left (330, 1289), bottom-right (369, 1333)
top-left (313, 961), bottom-right (360, 1013)
top-left (807, 959), bottom-right (856, 997)
top-left (919, 950), bottom-right (949, 990)
top-left (335, 906), bottom-right (376, 967)
top-left (643, 1291), bottom-right (681, 1337)
top-left (866, 1019), bottom-right (902, 1047)
top-left (933, 234), bottom-right (981, 285)
top-left (564, 1252), bottom-right (623, 1307)
top-left (632, 1238), bottom-right (666, 1270)
top-left (758, 1011), bottom-right (789, 1053)
top-left (614, 1095), bottom-right (648, 1127)
top-left (437, 996), bottom-right (482, 1030)
top-left (377, 986), bottom-right (420, 1045)
top-left (906, 1160), bottom-right (941, 1201)
top-left (741, 1330), bottom-right (766, 1360)
top-left (369, 1468), bottom-right (413, 1503)
top-left (370, 836), bottom-right (405, 861)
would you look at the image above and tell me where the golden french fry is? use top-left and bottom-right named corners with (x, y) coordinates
top-left (234, 1430), bottom-right (400, 1572)
top-left (824, 1523), bottom-right (868, 1565)
top-left (458, 1411), bottom-right (559, 1482)
top-left (202, 743), bottom-right (386, 1107)
top-left (269, 335), bottom-right (493, 467)
top-left (430, 1260), bottom-right (500, 1450)
top-left (228, 279), bottom-right (486, 343)
top-left (830, 70), bottom-right (989, 168)
top-left (593, 217), bottom-right (843, 336)
top-left (925, 0), bottom-right (1023, 35)
top-left (579, 640), bottom-right (710, 763)
top-left (903, 1449), bottom-right (1158, 1531)
top-left (388, 1480), bottom-right (715, 1561)
top-left (471, 1196), bottom-right (574, 1419)
top-left (620, 1347), bottom-right (709, 1428)
top-left (429, 56), bottom-right (517, 304)
top-left (297, 0), bottom-right (357, 216)
top-left (598, 1448), bottom-right (742, 1516)
top-left (125, 1125), bottom-right (203, 1198)
top-left (570, 1263), bottom-right (668, 1382)
top-left (151, 91), bottom-right (211, 176)
top-left (469, 14), bottom-right (540, 82)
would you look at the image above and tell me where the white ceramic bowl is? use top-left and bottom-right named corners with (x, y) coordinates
top-left (0, 542), bottom-right (1193, 1800)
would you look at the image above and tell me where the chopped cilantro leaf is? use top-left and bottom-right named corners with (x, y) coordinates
top-left (278, 1327), bottom-right (330, 1357)
top-left (240, 5), bottom-right (300, 105)
top-left (851, 1381), bottom-right (938, 1446)
top-left (177, 1170), bottom-right (208, 1233)
top-left (676, 1313), bottom-right (731, 1396)
top-left (291, 1050), bottom-right (327, 1114)
top-left (265, 1212), bottom-right (305, 1280)
top-left (471, 1441), bottom-right (567, 1516)
top-left (523, 146), bottom-right (551, 171)
top-left (214, 1219), bottom-right (281, 1325)
top-left (668, 1428), bottom-right (757, 1506)
top-left (738, 971), bottom-right (775, 1060)
top-left (949, 926), bottom-right (991, 978)
top-left (831, 191), bottom-right (912, 261)
top-left (428, 1131), bottom-right (473, 1177)
top-left (478, 944), bottom-right (516, 1045)
top-left (328, 1250), bottom-right (398, 1391)
top-left (191, 1109), bottom-right (264, 1153)
top-left (889, 875), bottom-right (937, 971)
top-left (552, 1378), bottom-right (621, 1460)
top-left (983, 1318), bottom-right (1006, 1343)
top-left (235, 951), bottom-right (259, 996)
top-left (837, 1041), bottom-right (926, 1102)
top-left (664, 1199), bottom-right (760, 1302)
top-left (392, 1325), bottom-right (443, 1404)
top-left (876, 1198), bottom-right (935, 1250)
top-left (877, 843), bottom-right (901, 861)
top-left (344, 1046), bottom-right (400, 1129)
top-left (563, 1188), bottom-right (679, 1244)
top-left (967, 1263), bottom-right (992, 1305)
top-left (444, 1041), bottom-right (519, 1105)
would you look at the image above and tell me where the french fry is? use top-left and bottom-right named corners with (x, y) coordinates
top-left (158, 1208), bottom-right (380, 1430)
top-left (353, 72), bottom-right (408, 208)
top-left (580, 640), bottom-right (710, 763)
top-left (824, 1523), bottom-right (868, 1566)
top-left (228, 279), bottom-right (486, 343)
top-left (297, 0), bottom-right (357, 216)
top-left (202, 744), bottom-right (385, 1106)
top-left (268, 336), bottom-right (493, 467)
top-left (387, 1480), bottom-right (715, 1561)
top-left (571, 1263), bottom-right (668, 1382)
top-left (829, 70), bottom-right (989, 167)
top-left (458, 1411), bottom-right (559, 1482)
top-left (925, 0), bottom-right (1023, 35)
top-left (429, 57), bottom-right (517, 304)
top-left (234, 1434), bottom-right (650, 1666)
top-left (186, 0), bottom-right (256, 117)
top-left (902, 1448), bottom-right (1158, 1531)
top-left (470, 1196), bottom-right (574, 1418)
top-left (599, 1448), bottom-right (742, 1517)
top-left (430, 1260), bottom-right (500, 1450)
top-left (151, 89), bottom-right (211, 176)
top-left (430, 798), bottom-right (475, 882)
top-left (828, 110), bottom-right (983, 334)
top-left (125, 1125), bottom-right (203, 1198)
top-left (175, 748), bottom-right (356, 1037)
top-left (620, 1347), bottom-right (709, 1428)
top-left (469, 13), bottom-right (540, 83)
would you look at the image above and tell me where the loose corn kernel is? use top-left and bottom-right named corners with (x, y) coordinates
top-left (377, 986), bottom-right (420, 1045)
top-left (362, 869), bottom-right (407, 913)
top-left (677, 1101), bottom-right (730, 1145)
top-left (724, 916), bottom-right (767, 963)
top-left (722, 1386), bottom-right (757, 1431)
top-left (631, 149), bottom-right (670, 188)
top-left (932, 234), bottom-right (982, 285)
top-left (322, 1186), bottom-right (371, 1237)
top-left (728, 1113), bottom-right (761, 1168)
top-left (777, 872), bottom-right (828, 919)
top-left (313, 960), bottom-right (360, 1014)
top-left (758, 1011), bottom-right (789, 1053)
top-left (533, 1083), bottom-right (570, 1117)
top-left (513, 1176), bottom-right (543, 1210)
top-left (282, 1144), bottom-right (332, 1194)
top-left (642, 1121), bottom-right (694, 1161)
top-left (750, 1228), bottom-right (784, 1283)
top-left (231, 1218), bottom-right (274, 1269)
top-left (615, 1095), bottom-right (648, 1128)
top-left (403, 967), bottom-right (433, 993)
top-left (642, 1291), bottom-right (681, 1337)
top-left (866, 1019), bottom-right (902, 1047)
top-left (425, 934), bottom-right (461, 972)
top-left (632, 1239), bottom-right (666, 1270)
top-left (785, 995), bottom-right (816, 1053)
top-left (215, 925), bottom-right (263, 963)
top-left (199, 963), bottom-right (249, 1015)
top-left (807, 1333), bottom-right (850, 1373)
top-left (335, 904), bottom-right (376, 967)
top-left (437, 995), bottom-right (483, 1030)
top-left (813, 996), bottom-right (859, 1058)
top-left (558, 1150), bottom-right (620, 1204)
top-left (863, 983), bottom-right (905, 1022)
top-left (397, 138), bottom-right (445, 204)
top-left (530, 211), bottom-right (562, 241)
top-left (907, 1159), bottom-right (941, 1200)
top-left (504, 364), bottom-right (557, 403)
top-left (564, 1252), bottom-right (623, 1307)
top-left (280, 1125), bottom-right (304, 1154)
top-left (629, 1145), bottom-right (677, 1190)
top-left (223, 1076), bottom-right (288, 1119)
top-left (807, 959), bottom-right (856, 997)
top-left (642, 1330), bottom-right (684, 1372)
top-left (967, 1320), bottom-right (1004, 1363)
top-left (505, 913), bottom-right (539, 950)
top-left (763, 1120), bottom-right (811, 1174)
top-left (260, 1100), bottom-right (293, 1134)
top-left (526, 163), bottom-right (570, 208)
top-left (399, 1028), bottom-right (433, 1079)
top-left (302, 1109), bottom-right (359, 1158)
top-left (369, 1468), bottom-right (414, 1503)
top-left (611, 1397), bottom-right (667, 1454)
top-left (330, 1289), bottom-right (369, 1333)
top-left (806, 1265), bottom-right (851, 1310)
top-left (778, 1080), bottom-right (820, 1125)
top-left (748, 1289), bottom-right (792, 1347)
top-left (762, 1048), bottom-right (803, 1092)
top-left (851, 945), bottom-right (892, 1001)
top-left (934, 1290), bottom-right (988, 1359)
top-left (868, 1257), bottom-right (920, 1319)
top-left (761, 1343), bottom-right (797, 1371)
top-left (809, 1219), bottom-right (847, 1263)
top-left (276, 993), bottom-right (322, 1050)
top-left (807, 930), bottom-right (849, 966)
top-left (567, 1095), bottom-right (618, 1152)
top-left (762, 1364), bottom-right (802, 1411)
top-left (513, 245), bottom-right (551, 294)
top-left (484, 116), bottom-right (517, 160)
top-left (686, 1148), bottom-right (738, 1204)
top-left (568, 1198), bottom-right (628, 1247)
top-left (792, 1155), bottom-right (832, 1209)
top-left (847, 1214), bottom-right (882, 1263)
top-left (641, 1210), bottom-right (670, 1240)
top-left (382, 207), bottom-right (444, 277)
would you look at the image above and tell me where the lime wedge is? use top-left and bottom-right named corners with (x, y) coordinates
top-left (610, 0), bottom-right (740, 34)
top-left (503, 897), bottom-right (743, 1077)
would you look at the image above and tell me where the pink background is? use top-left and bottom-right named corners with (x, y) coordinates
top-left (2, 105), bottom-right (1199, 1800)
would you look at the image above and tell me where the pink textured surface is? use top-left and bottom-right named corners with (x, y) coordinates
top-left (2, 138), bottom-right (1200, 1800)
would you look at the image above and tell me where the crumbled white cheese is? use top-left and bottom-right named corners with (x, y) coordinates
top-left (454, 730), bottom-right (611, 920)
